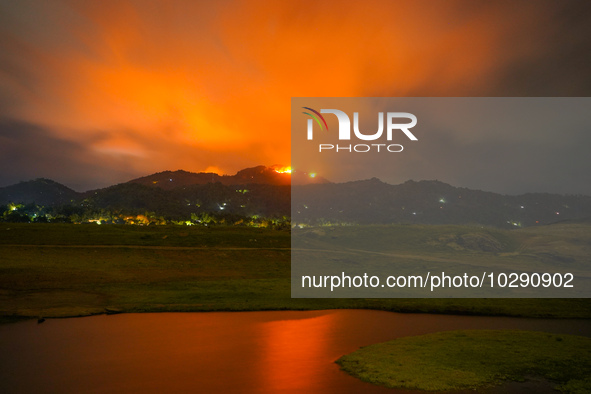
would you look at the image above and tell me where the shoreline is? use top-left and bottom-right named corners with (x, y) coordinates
top-left (4, 299), bottom-right (591, 325)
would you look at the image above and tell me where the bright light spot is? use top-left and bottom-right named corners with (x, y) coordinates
top-left (556, 212), bottom-right (560, 215)
top-left (520, 205), bottom-right (525, 209)
top-left (439, 198), bottom-right (446, 203)
top-left (274, 166), bottom-right (292, 174)
top-left (309, 173), bottom-right (317, 178)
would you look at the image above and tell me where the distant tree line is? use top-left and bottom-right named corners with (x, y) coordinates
top-left (0, 202), bottom-right (290, 229)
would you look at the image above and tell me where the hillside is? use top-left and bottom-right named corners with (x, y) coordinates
top-left (80, 182), bottom-right (290, 219)
top-left (292, 179), bottom-right (591, 228)
top-left (1, 168), bottom-right (591, 228)
top-left (126, 165), bottom-right (328, 189)
top-left (0, 178), bottom-right (78, 206)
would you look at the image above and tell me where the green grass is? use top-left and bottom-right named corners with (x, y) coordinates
top-left (336, 330), bottom-right (591, 392)
top-left (1, 223), bottom-right (590, 321)
top-left (0, 223), bottom-right (289, 248)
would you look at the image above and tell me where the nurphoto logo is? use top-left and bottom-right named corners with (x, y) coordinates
top-left (303, 107), bottom-right (418, 153)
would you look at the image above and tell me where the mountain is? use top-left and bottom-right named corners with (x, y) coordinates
top-left (1, 168), bottom-right (591, 228)
top-left (126, 166), bottom-right (328, 190)
top-left (0, 166), bottom-right (297, 220)
top-left (292, 179), bottom-right (591, 228)
top-left (0, 178), bottom-right (78, 206)
top-left (79, 181), bottom-right (289, 218)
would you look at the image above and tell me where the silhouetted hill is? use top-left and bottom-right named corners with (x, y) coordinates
top-left (129, 166), bottom-right (280, 189)
top-left (127, 166), bottom-right (328, 189)
top-left (292, 179), bottom-right (591, 228)
top-left (2, 169), bottom-right (591, 228)
top-left (80, 182), bottom-right (289, 218)
top-left (128, 170), bottom-right (226, 189)
top-left (0, 178), bottom-right (78, 206)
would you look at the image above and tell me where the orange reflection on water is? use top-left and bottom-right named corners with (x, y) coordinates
top-left (258, 312), bottom-right (338, 393)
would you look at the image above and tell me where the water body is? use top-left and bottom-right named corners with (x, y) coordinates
top-left (1, 310), bottom-right (590, 393)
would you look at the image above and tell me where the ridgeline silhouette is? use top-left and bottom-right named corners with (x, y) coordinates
top-left (1, 166), bottom-right (590, 228)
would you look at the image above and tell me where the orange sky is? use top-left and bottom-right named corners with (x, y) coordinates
top-left (1, 0), bottom-right (590, 190)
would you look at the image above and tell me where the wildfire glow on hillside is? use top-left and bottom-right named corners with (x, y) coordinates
top-left (273, 166), bottom-right (292, 174)
top-left (0, 1), bottom-right (590, 192)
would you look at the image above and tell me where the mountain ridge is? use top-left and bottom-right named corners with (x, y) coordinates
top-left (1, 167), bottom-right (591, 228)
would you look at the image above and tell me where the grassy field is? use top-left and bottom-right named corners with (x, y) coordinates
top-left (1, 223), bottom-right (590, 321)
top-left (293, 222), bottom-right (591, 275)
top-left (336, 330), bottom-right (591, 392)
top-left (293, 222), bottom-right (591, 297)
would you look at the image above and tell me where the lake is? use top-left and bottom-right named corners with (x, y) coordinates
top-left (1, 310), bottom-right (590, 393)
